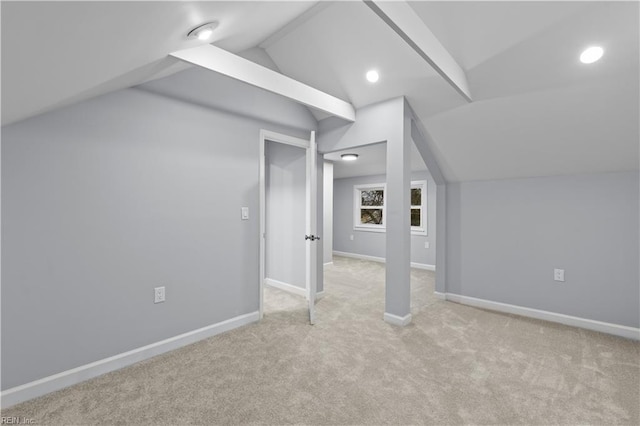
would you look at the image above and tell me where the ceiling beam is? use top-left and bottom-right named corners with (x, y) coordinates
top-left (170, 44), bottom-right (356, 122)
top-left (364, 0), bottom-right (472, 102)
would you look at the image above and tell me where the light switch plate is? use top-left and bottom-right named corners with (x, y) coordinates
top-left (241, 207), bottom-right (249, 220)
top-left (424, 242), bottom-right (430, 249)
top-left (349, 235), bottom-right (354, 241)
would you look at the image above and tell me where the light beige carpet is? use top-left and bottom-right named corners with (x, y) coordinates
top-left (3, 256), bottom-right (639, 425)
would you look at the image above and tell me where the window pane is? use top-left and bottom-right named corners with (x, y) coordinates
top-left (361, 190), bottom-right (384, 206)
top-left (411, 208), bottom-right (421, 227)
top-left (411, 188), bottom-right (421, 206)
top-left (361, 208), bottom-right (383, 225)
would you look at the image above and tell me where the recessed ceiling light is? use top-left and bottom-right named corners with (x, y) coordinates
top-left (341, 153), bottom-right (359, 161)
top-left (366, 70), bottom-right (379, 83)
top-left (188, 22), bottom-right (219, 41)
top-left (580, 46), bottom-right (604, 64)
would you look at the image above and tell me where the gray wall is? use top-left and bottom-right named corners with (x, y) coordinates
top-left (265, 141), bottom-right (306, 289)
top-left (1, 78), bottom-right (315, 389)
top-left (333, 171), bottom-right (436, 266)
top-left (446, 171), bottom-right (640, 328)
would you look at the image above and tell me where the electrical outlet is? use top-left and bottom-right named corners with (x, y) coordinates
top-left (553, 269), bottom-right (565, 282)
top-left (241, 207), bottom-right (249, 220)
top-left (154, 286), bottom-right (166, 303)
top-left (424, 242), bottom-right (430, 249)
top-left (349, 235), bottom-right (354, 241)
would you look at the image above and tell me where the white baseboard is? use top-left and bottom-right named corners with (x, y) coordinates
top-left (384, 312), bottom-right (412, 326)
top-left (323, 261), bottom-right (334, 266)
top-left (1, 311), bottom-right (260, 409)
top-left (333, 251), bottom-right (435, 271)
top-left (334, 250), bottom-right (384, 263)
top-left (264, 278), bottom-right (306, 297)
top-left (264, 278), bottom-right (325, 301)
top-left (444, 293), bottom-right (640, 341)
top-left (433, 291), bottom-right (446, 300)
top-left (410, 262), bottom-right (436, 271)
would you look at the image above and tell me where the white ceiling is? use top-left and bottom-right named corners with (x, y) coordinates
top-left (0, 1), bottom-right (317, 126)
top-left (2, 1), bottom-right (638, 182)
top-left (325, 142), bottom-right (428, 179)
top-left (265, 1), bottom-right (466, 120)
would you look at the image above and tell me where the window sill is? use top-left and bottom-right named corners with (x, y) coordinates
top-left (354, 226), bottom-right (386, 233)
top-left (354, 226), bottom-right (428, 236)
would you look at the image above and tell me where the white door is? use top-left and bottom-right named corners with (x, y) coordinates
top-left (260, 130), bottom-right (320, 325)
top-left (306, 131), bottom-right (318, 325)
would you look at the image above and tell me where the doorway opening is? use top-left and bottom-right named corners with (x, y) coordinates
top-left (259, 130), bottom-right (319, 324)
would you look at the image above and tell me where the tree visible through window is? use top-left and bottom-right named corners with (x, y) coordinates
top-left (354, 181), bottom-right (427, 234)
top-left (360, 189), bottom-right (384, 224)
top-left (411, 187), bottom-right (422, 227)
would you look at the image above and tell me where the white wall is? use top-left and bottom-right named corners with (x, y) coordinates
top-left (323, 161), bottom-right (334, 264)
top-left (265, 141), bottom-right (307, 289)
top-left (446, 171), bottom-right (639, 328)
top-left (333, 170), bottom-right (436, 266)
top-left (1, 72), bottom-right (316, 390)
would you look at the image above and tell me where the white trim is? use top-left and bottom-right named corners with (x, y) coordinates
top-left (410, 262), bottom-right (436, 272)
top-left (333, 251), bottom-right (435, 271)
top-left (352, 180), bottom-right (428, 235)
top-left (261, 130), bottom-right (309, 149)
top-left (259, 130), bottom-right (311, 321)
top-left (410, 180), bottom-right (428, 235)
top-left (334, 251), bottom-right (385, 263)
top-left (264, 279), bottom-right (325, 301)
top-left (353, 183), bottom-right (386, 231)
top-left (353, 228), bottom-right (429, 236)
top-left (443, 293), bottom-right (640, 341)
top-left (323, 262), bottom-right (334, 266)
top-left (264, 278), bottom-right (307, 298)
top-left (170, 45), bottom-right (355, 121)
top-left (433, 291), bottom-right (446, 300)
top-left (0, 311), bottom-right (260, 408)
top-left (353, 225), bottom-right (386, 233)
top-left (306, 130), bottom-right (318, 325)
top-left (384, 312), bottom-right (412, 326)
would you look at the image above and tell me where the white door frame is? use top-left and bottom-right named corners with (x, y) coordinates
top-left (259, 130), bottom-right (315, 321)
top-left (306, 130), bottom-right (318, 325)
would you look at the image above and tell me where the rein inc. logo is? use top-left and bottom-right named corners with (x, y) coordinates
top-left (1, 418), bottom-right (35, 425)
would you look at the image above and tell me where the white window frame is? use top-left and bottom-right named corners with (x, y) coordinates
top-left (353, 180), bottom-right (427, 235)
top-left (353, 183), bottom-right (386, 233)
top-left (410, 180), bottom-right (428, 236)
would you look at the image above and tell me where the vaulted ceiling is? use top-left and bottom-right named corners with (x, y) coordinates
top-left (2, 1), bottom-right (638, 182)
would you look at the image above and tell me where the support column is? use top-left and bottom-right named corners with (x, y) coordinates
top-left (384, 113), bottom-right (412, 326)
top-left (435, 184), bottom-right (447, 294)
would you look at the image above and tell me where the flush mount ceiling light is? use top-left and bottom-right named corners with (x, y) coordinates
top-left (580, 46), bottom-right (604, 64)
top-left (366, 69), bottom-right (379, 83)
top-left (188, 21), bottom-right (219, 41)
top-left (341, 153), bottom-right (359, 161)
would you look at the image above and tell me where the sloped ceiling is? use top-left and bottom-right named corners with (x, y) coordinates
top-left (0, 1), bottom-right (317, 126)
top-left (264, 1), bottom-right (639, 182)
top-left (2, 1), bottom-right (638, 182)
top-left (415, 1), bottom-right (640, 181)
